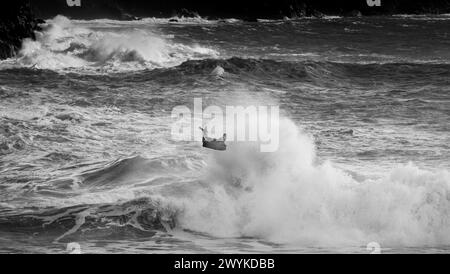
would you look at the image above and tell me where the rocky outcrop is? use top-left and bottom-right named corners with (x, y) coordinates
top-left (31, 0), bottom-right (450, 20)
top-left (0, 1), bottom-right (42, 60)
top-left (0, 0), bottom-right (449, 60)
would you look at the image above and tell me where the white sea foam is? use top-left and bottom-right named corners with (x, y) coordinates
top-left (9, 114), bottom-right (448, 248)
top-left (31, 115), bottom-right (448, 247)
top-left (175, 118), bottom-right (450, 247)
top-left (72, 16), bottom-right (221, 26)
top-left (14, 15), bottom-right (219, 72)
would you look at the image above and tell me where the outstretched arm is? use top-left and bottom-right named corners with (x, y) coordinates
top-left (199, 127), bottom-right (208, 137)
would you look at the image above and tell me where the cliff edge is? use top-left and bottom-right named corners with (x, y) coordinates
top-left (0, 1), bottom-right (42, 60)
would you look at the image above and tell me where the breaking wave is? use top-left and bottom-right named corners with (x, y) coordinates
top-left (176, 118), bottom-right (450, 246)
top-left (164, 57), bottom-right (450, 89)
top-left (1, 15), bottom-right (449, 252)
top-left (8, 15), bottom-right (218, 72)
top-left (1, 118), bottom-right (448, 247)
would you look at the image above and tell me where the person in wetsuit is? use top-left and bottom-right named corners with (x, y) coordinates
top-left (199, 127), bottom-right (227, 151)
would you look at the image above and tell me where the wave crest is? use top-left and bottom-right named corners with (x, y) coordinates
top-left (14, 15), bottom-right (219, 72)
top-left (177, 118), bottom-right (450, 246)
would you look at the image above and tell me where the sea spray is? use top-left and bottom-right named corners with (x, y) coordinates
top-left (1, 14), bottom-right (449, 253)
top-left (176, 118), bottom-right (450, 246)
top-left (15, 15), bottom-right (219, 71)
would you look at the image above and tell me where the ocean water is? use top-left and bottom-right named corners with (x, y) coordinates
top-left (0, 15), bottom-right (449, 254)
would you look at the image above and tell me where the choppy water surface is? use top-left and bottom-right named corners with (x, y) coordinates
top-left (0, 15), bottom-right (449, 253)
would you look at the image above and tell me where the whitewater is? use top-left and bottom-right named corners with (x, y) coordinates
top-left (0, 15), bottom-right (449, 253)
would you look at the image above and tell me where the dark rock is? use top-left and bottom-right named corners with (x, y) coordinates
top-left (311, 10), bottom-right (325, 18)
top-left (242, 16), bottom-right (259, 22)
top-left (0, 1), bottom-right (42, 60)
top-left (347, 10), bottom-right (363, 17)
top-left (25, 1), bottom-right (450, 20)
top-left (3, 1), bottom-right (450, 30)
top-left (36, 18), bottom-right (46, 25)
top-left (121, 13), bottom-right (141, 21)
top-left (0, 42), bottom-right (16, 60)
top-left (177, 8), bottom-right (200, 18)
